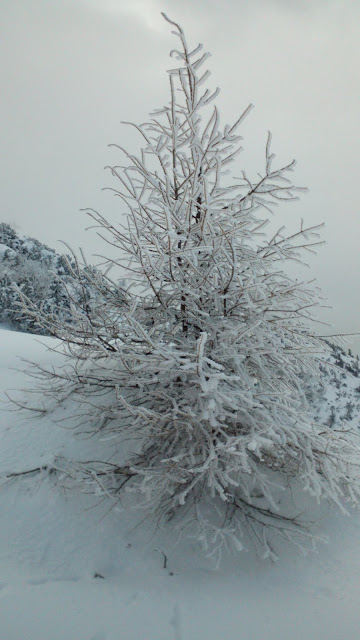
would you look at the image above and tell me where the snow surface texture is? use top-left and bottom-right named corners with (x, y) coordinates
top-left (1, 328), bottom-right (360, 639)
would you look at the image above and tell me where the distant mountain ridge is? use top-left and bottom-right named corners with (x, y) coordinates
top-left (0, 223), bottom-right (78, 333)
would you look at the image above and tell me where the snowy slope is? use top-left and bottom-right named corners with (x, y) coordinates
top-left (1, 328), bottom-right (360, 640)
top-left (0, 243), bottom-right (14, 257)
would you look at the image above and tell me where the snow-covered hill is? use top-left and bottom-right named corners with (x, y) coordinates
top-left (309, 343), bottom-right (360, 431)
top-left (0, 223), bottom-right (76, 333)
top-left (1, 328), bottom-right (360, 639)
top-left (0, 223), bottom-right (103, 336)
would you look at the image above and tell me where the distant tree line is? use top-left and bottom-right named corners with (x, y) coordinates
top-left (0, 223), bottom-right (94, 334)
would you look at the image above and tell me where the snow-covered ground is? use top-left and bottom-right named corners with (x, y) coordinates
top-left (1, 327), bottom-right (360, 640)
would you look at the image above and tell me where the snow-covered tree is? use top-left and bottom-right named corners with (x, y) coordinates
top-left (18, 15), bottom-right (360, 559)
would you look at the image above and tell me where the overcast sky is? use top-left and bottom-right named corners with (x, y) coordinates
top-left (1, 0), bottom-right (360, 349)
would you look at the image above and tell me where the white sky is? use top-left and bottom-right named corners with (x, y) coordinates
top-left (1, 0), bottom-right (360, 349)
